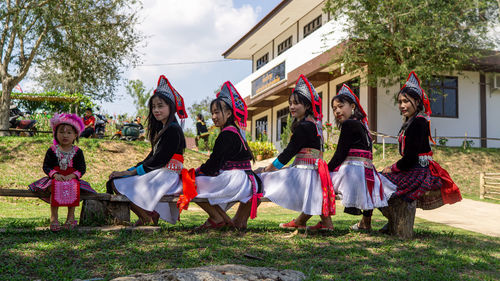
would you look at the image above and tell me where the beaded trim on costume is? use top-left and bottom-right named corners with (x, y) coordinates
top-left (341, 149), bottom-right (374, 169)
top-left (417, 154), bottom-right (433, 167)
top-left (52, 145), bottom-right (78, 170)
top-left (221, 160), bottom-right (252, 171)
top-left (291, 148), bottom-right (321, 169)
top-left (165, 158), bottom-right (183, 174)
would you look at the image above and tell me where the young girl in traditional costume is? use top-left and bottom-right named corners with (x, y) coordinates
top-left (328, 84), bottom-right (396, 231)
top-left (29, 113), bottom-right (96, 232)
top-left (258, 75), bottom-right (335, 231)
top-left (360, 71), bottom-right (462, 229)
top-left (192, 81), bottom-right (261, 230)
top-left (109, 75), bottom-right (193, 225)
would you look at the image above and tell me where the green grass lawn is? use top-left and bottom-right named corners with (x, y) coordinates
top-left (1, 135), bottom-right (499, 280)
top-left (0, 200), bottom-right (499, 281)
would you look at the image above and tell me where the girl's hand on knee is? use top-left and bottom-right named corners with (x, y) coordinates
top-left (53, 174), bottom-right (64, 181)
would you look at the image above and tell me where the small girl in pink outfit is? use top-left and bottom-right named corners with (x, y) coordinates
top-left (29, 113), bottom-right (96, 231)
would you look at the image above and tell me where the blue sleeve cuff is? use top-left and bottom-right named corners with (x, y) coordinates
top-left (272, 158), bottom-right (285, 170)
top-left (127, 166), bottom-right (137, 171)
top-left (136, 164), bottom-right (146, 175)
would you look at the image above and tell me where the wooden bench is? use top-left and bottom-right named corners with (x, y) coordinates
top-left (479, 172), bottom-right (500, 201)
top-left (0, 189), bottom-right (272, 225)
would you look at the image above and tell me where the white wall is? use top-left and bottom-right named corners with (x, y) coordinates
top-left (486, 72), bottom-right (500, 148)
top-left (253, 42), bottom-right (273, 72)
top-left (298, 3), bottom-right (329, 40)
top-left (274, 24), bottom-right (297, 59)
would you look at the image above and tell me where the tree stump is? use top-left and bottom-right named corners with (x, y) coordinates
top-left (380, 197), bottom-right (417, 239)
top-left (80, 199), bottom-right (130, 226)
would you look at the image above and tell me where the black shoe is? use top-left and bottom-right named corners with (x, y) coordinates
top-left (344, 207), bottom-right (362, 216)
top-left (378, 223), bottom-right (389, 234)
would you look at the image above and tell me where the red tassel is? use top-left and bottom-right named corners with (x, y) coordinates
top-left (177, 168), bottom-right (197, 214)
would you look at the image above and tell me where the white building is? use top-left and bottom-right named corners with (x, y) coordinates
top-left (223, 0), bottom-right (500, 149)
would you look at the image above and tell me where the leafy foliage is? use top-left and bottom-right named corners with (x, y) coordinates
top-left (324, 0), bottom-right (500, 88)
top-left (125, 79), bottom-right (151, 117)
top-left (0, 0), bottom-right (143, 132)
top-left (11, 91), bottom-right (95, 114)
top-left (187, 96), bottom-right (212, 127)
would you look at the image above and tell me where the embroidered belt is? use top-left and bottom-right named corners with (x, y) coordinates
top-left (165, 155), bottom-right (183, 174)
top-left (222, 160), bottom-right (262, 219)
top-left (341, 149), bottom-right (384, 202)
top-left (292, 148), bottom-right (322, 169)
top-left (291, 148), bottom-right (335, 216)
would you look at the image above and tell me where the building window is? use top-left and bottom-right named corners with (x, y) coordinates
top-left (336, 77), bottom-right (360, 98)
top-left (255, 116), bottom-right (268, 141)
top-left (426, 76), bottom-right (458, 118)
top-left (303, 15), bottom-right (322, 38)
top-left (276, 107), bottom-right (290, 140)
top-left (277, 36), bottom-right (292, 56)
top-left (256, 53), bottom-right (269, 70)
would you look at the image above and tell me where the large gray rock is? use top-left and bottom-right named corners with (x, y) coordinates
top-left (111, 264), bottom-right (306, 281)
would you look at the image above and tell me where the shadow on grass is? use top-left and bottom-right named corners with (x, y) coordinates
top-left (1, 216), bottom-right (499, 281)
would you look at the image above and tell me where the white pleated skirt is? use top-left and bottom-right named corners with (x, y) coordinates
top-left (260, 167), bottom-right (323, 216)
top-left (195, 170), bottom-right (254, 211)
top-left (114, 168), bottom-right (183, 224)
top-left (330, 161), bottom-right (396, 211)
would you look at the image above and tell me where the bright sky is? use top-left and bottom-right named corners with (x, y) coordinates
top-left (98, 0), bottom-right (282, 130)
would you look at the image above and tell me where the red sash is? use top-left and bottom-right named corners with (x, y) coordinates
top-left (419, 152), bottom-right (462, 205)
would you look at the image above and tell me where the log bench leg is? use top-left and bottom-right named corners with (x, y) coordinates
top-left (80, 200), bottom-right (130, 226)
top-left (380, 197), bottom-right (417, 239)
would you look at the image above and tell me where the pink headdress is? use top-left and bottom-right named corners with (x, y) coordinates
top-left (50, 113), bottom-right (85, 135)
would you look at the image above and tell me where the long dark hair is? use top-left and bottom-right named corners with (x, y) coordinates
top-left (398, 87), bottom-right (424, 133)
top-left (289, 91), bottom-right (314, 133)
top-left (146, 93), bottom-right (178, 147)
top-left (331, 95), bottom-right (365, 129)
top-left (210, 98), bottom-right (255, 162)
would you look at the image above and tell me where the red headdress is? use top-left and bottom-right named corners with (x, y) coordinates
top-left (154, 75), bottom-right (188, 122)
top-left (401, 71), bottom-right (435, 143)
top-left (293, 74), bottom-right (322, 121)
top-left (401, 71), bottom-right (432, 118)
top-left (337, 83), bottom-right (369, 131)
top-left (216, 81), bottom-right (248, 130)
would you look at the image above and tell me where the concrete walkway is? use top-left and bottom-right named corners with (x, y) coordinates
top-left (253, 158), bottom-right (500, 237)
top-left (416, 198), bottom-right (500, 237)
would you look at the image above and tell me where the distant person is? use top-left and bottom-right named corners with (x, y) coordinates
top-left (81, 108), bottom-right (95, 138)
top-left (28, 113), bottom-right (96, 232)
top-left (134, 116), bottom-right (143, 128)
top-left (196, 113), bottom-right (209, 148)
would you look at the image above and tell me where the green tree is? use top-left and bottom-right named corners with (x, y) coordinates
top-left (125, 79), bottom-right (151, 117)
top-left (324, 0), bottom-right (500, 88)
top-left (0, 0), bottom-right (142, 135)
top-left (187, 96), bottom-right (212, 127)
